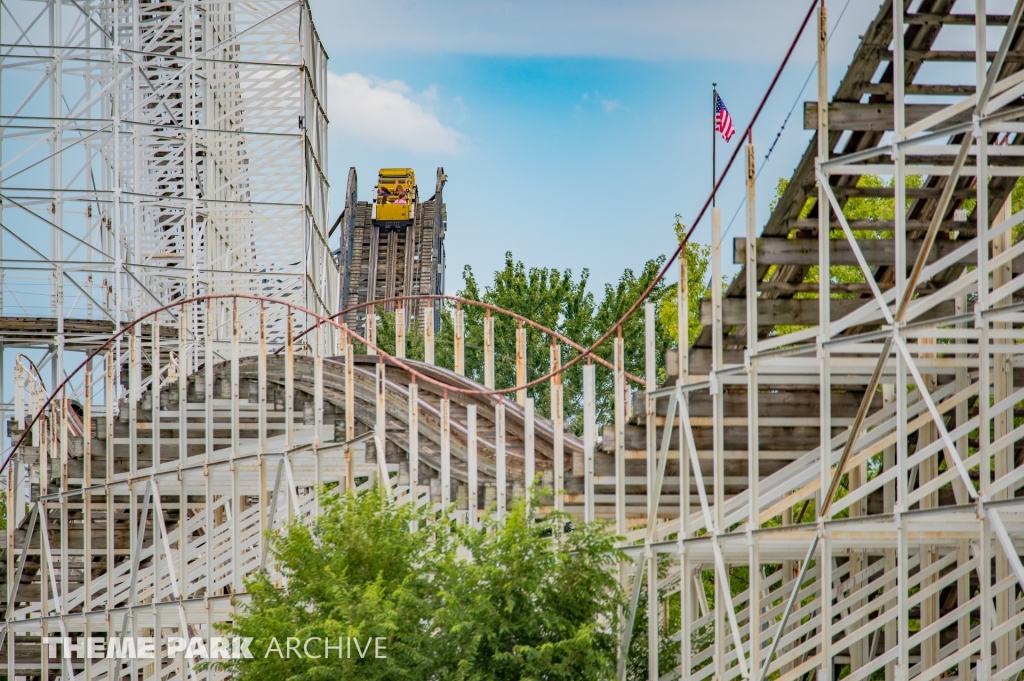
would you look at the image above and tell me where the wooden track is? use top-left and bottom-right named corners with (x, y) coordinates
top-left (334, 167), bottom-right (447, 333)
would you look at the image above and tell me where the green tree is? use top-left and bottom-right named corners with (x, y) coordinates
top-left (442, 497), bottom-right (625, 680)
top-left (213, 484), bottom-right (460, 680)
top-left (656, 216), bottom-right (712, 347)
top-left (460, 253), bottom-right (595, 432)
top-left (215, 487), bottom-right (625, 681)
top-left (370, 224), bottom-right (711, 433)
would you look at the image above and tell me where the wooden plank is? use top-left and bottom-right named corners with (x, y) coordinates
top-left (736, 237), bottom-right (1024, 272)
top-left (905, 13), bottom-right (1011, 26)
top-left (632, 382), bottom-right (880, 419)
top-left (862, 83), bottom-right (978, 96)
top-left (898, 50), bottom-right (1024, 62)
top-left (784, 218), bottom-right (971, 233)
top-left (803, 102), bottom-right (973, 132)
top-left (733, 237), bottom-right (978, 267)
top-left (699, 297), bottom-right (956, 326)
top-left (830, 185), bottom-right (977, 199)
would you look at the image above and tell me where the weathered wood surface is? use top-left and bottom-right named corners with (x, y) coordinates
top-left (699, 297), bottom-right (956, 326)
top-left (803, 101), bottom-right (973, 131)
top-left (0, 318), bottom-right (175, 345)
top-left (733, 237), bottom-right (1019, 268)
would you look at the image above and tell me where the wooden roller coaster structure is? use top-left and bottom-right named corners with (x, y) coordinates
top-left (6, 1), bottom-right (1024, 680)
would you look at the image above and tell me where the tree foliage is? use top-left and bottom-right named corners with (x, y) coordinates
top-left (373, 227), bottom-right (710, 433)
top-left (215, 486), bottom-right (625, 681)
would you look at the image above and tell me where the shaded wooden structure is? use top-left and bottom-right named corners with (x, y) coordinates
top-left (334, 167), bottom-right (448, 334)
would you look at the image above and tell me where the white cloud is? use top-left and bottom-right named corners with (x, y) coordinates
top-left (601, 99), bottom-right (621, 113)
top-left (327, 72), bottom-right (462, 154)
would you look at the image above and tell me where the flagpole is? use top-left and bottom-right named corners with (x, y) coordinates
top-left (712, 82), bottom-right (717, 208)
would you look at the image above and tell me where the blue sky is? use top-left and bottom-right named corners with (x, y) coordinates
top-left (308, 0), bottom-right (884, 292)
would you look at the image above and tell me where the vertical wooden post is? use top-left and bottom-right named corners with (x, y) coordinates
top-left (515, 322), bottom-right (527, 407)
top-left (408, 379), bottom-right (419, 502)
top-left (60, 390), bottom-right (68, 618)
top-left (441, 397), bottom-right (451, 510)
top-left (230, 303), bottom-right (242, 594)
top-left (314, 323), bottom-right (325, 517)
top-left (614, 332), bottom-right (626, 537)
top-left (454, 305), bottom-right (465, 375)
top-left (424, 303), bottom-right (435, 364)
top-left (495, 399), bottom-right (506, 520)
top-left (83, 362), bottom-right (92, 616)
top-left (366, 306), bottom-right (376, 355)
top-left (710, 207), bottom-right (724, 532)
top-left (678, 233), bottom-right (692, 666)
top-left (550, 341), bottom-right (564, 511)
top-left (745, 134), bottom-right (762, 674)
top-left (583, 363), bottom-right (596, 523)
top-left (129, 326), bottom-right (138, 477)
top-left (467, 404), bottom-right (478, 527)
top-left (643, 303), bottom-right (659, 678)
top-left (152, 312), bottom-right (161, 470)
top-left (524, 396), bottom-right (535, 504)
top-left (345, 335), bottom-right (355, 491)
top-left (375, 358), bottom-right (390, 496)
top-left (396, 303), bottom-right (406, 359)
top-left (258, 305), bottom-right (267, 453)
top-left (231, 303), bottom-right (240, 455)
top-left (285, 313), bottom-right (295, 448)
top-left (484, 311), bottom-right (495, 389)
top-left (645, 303), bottom-right (657, 524)
top-left (710, 206), bottom-right (726, 681)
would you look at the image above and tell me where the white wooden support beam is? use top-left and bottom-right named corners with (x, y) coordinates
top-left (454, 306), bottom-right (465, 375)
top-left (315, 323), bottom-right (325, 443)
top-left (583, 363), bottom-right (596, 523)
top-left (375, 358), bottom-right (391, 498)
top-left (618, 554), bottom-right (646, 681)
top-left (424, 303), bottom-right (435, 364)
top-left (484, 312), bottom-right (495, 389)
top-left (129, 326), bottom-right (138, 477)
top-left (645, 303), bottom-right (656, 529)
top-left (366, 307), bottom-right (376, 355)
top-left (467, 404), bottom-right (478, 527)
top-left (819, 180), bottom-right (894, 324)
top-left (441, 397), bottom-right (451, 510)
top-left (262, 460), bottom-right (286, 570)
top-left (396, 303), bottom-right (406, 359)
top-left (314, 323), bottom-right (325, 515)
top-left (258, 305), bottom-right (268, 453)
top-left (206, 299), bottom-right (215, 458)
top-left (525, 397), bottom-right (535, 504)
top-left (496, 399), bottom-right (506, 520)
top-left (894, 336), bottom-right (977, 496)
top-left (408, 379), bottom-right (419, 504)
top-left (516, 322), bottom-right (527, 407)
top-left (711, 207), bottom-right (725, 535)
top-left (614, 334), bottom-right (626, 536)
top-left (745, 134), bottom-right (761, 676)
top-left (986, 507), bottom-right (1024, 594)
top-left (550, 341), bottom-right (564, 511)
top-left (231, 303), bottom-right (241, 455)
top-left (345, 339), bottom-right (355, 492)
top-left (152, 311), bottom-right (161, 471)
top-left (83, 361), bottom-right (93, 615)
top-left (285, 314), bottom-right (295, 448)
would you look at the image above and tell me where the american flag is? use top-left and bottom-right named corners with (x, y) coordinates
top-left (715, 93), bottom-right (735, 143)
